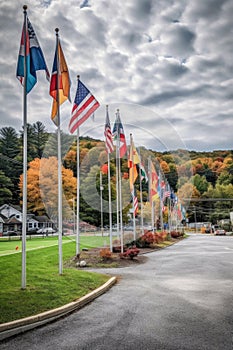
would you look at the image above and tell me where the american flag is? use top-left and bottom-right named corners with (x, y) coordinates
top-left (163, 183), bottom-right (171, 201)
top-left (69, 78), bottom-right (99, 134)
top-left (131, 191), bottom-right (139, 216)
top-left (104, 105), bottom-right (114, 154)
top-left (112, 111), bottom-right (127, 158)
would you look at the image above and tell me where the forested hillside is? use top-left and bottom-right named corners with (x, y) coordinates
top-left (0, 122), bottom-right (232, 227)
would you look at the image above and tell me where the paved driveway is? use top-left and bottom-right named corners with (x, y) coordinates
top-left (1, 234), bottom-right (233, 350)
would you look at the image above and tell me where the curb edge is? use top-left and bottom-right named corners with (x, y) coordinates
top-left (0, 276), bottom-right (117, 341)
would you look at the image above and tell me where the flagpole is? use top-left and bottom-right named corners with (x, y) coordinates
top-left (130, 134), bottom-right (136, 241)
top-left (76, 126), bottom-right (80, 255)
top-left (118, 146), bottom-right (124, 253)
top-left (116, 109), bottom-right (124, 253)
top-left (100, 170), bottom-right (104, 236)
top-left (148, 157), bottom-right (155, 233)
top-left (138, 147), bottom-right (144, 235)
top-left (76, 76), bottom-right (80, 256)
top-left (55, 28), bottom-right (63, 275)
top-left (115, 115), bottom-right (120, 241)
top-left (21, 5), bottom-right (28, 289)
top-left (167, 193), bottom-right (171, 238)
top-left (107, 151), bottom-right (113, 251)
top-left (106, 106), bottom-right (113, 251)
top-left (158, 172), bottom-right (164, 232)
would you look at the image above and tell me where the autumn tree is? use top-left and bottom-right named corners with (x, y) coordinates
top-left (19, 157), bottom-right (76, 220)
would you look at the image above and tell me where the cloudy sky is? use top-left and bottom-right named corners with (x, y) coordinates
top-left (0, 0), bottom-right (232, 152)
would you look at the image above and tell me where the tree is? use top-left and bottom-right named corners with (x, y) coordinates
top-left (192, 174), bottom-right (209, 194)
top-left (0, 171), bottom-right (13, 205)
top-left (0, 126), bottom-right (21, 203)
top-left (0, 126), bottom-right (19, 158)
top-left (32, 121), bottom-right (49, 158)
top-left (19, 157), bottom-right (77, 220)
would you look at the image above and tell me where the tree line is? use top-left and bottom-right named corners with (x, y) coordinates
top-left (0, 122), bottom-right (232, 227)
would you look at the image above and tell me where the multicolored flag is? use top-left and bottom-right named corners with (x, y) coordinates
top-left (112, 111), bottom-right (127, 158)
top-left (16, 16), bottom-right (49, 94)
top-left (69, 78), bottom-right (100, 133)
top-left (149, 160), bottom-right (159, 203)
top-left (128, 135), bottom-right (140, 190)
top-left (140, 162), bottom-right (148, 182)
top-left (50, 39), bottom-right (71, 126)
top-left (104, 105), bottom-right (114, 154)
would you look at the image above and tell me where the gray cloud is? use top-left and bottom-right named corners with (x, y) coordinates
top-left (0, 0), bottom-right (232, 151)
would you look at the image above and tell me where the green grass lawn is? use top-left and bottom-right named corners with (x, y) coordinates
top-left (0, 235), bottom-right (111, 324)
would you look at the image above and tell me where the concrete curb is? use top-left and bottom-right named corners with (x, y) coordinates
top-left (0, 276), bottom-right (117, 341)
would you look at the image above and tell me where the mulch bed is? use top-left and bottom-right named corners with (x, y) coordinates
top-left (67, 244), bottom-right (174, 269)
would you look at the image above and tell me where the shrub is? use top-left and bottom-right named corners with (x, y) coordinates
top-left (120, 246), bottom-right (140, 260)
top-left (112, 245), bottom-right (127, 253)
top-left (170, 230), bottom-right (184, 238)
top-left (155, 231), bottom-right (168, 242)
top-left (99, 248), bottom-right (112, 261)
top-left (137, 231), bottom-right (155, 247)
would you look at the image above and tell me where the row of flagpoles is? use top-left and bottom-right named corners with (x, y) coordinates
top-left (16, 6), bottom-right (101, 288)
top-left (16, 6), bottom-right (186, 289)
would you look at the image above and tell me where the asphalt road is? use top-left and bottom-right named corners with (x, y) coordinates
top-left (1, 234), bottom-right (233, 350)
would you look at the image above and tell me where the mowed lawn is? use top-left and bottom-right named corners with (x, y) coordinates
top-left (0, 235), bottom-right (111, 324)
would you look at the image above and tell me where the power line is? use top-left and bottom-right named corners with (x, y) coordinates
top-left (182, 198), bottom-right (233, 202)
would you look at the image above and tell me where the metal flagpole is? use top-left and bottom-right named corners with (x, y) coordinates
top-left (116, 110), bottom-right (124, 253)
top-left (159, 173), bottom-right (164, 232)
top-left (76, 126), bottom-right (80, 255)
top-left (100, 170), bottom-right (104, 236)
top-left (148, 157), bottom-right (155, 233)
top-left (118, 144), bottom-right (124, 253)
top-left (115, 115), bottom-right (120, 240)
top-left (76, 76), bottom-right (80, 256)
top-left (107, 150), bottom-right (113, 251)
top-left (167, 190), bottom-right (171, 238)
top-left (55, 28), bottom-right (63, 275)
top-left (130, 134), bottom-right (136, 241)
top-left (21, 5), bottom-right (28, 289)
top-left (138, 147), bottom-right (144, 235)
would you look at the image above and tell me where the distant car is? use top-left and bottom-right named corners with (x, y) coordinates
top-left (213, 225), bottom-right (226, 235)
top-left (37, 227), bottom-right (56, 234)
top-left (3, 231), bottom-right (18, 236)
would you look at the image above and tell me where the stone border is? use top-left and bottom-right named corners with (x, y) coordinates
top-left (0, 276), bottom-right (116, 341)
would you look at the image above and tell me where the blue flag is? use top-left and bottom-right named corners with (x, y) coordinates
top-left (17, 16), bottom-right (49, 94)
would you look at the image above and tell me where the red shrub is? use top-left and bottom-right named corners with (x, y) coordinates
top-left (140, 231), bottom-right (155, 245)
top-left (120, 246), bottom-right (140, 260)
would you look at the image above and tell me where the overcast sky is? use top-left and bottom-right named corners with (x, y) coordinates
top-left (0, 0), bottom-right (232, 152)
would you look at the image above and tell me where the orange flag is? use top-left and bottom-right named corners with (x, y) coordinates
top-left (128, 135), bottom-right (140, 191)
top-left (150, 160), bottom-right (159, 203)
top-left (50, 39), bottom-right (70, 125)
